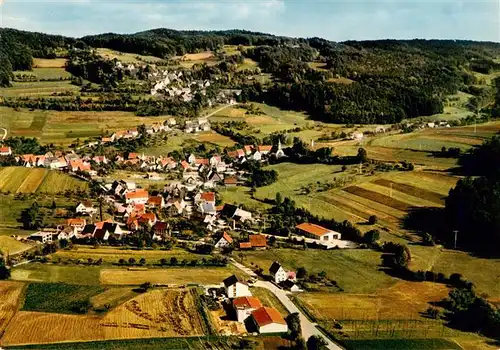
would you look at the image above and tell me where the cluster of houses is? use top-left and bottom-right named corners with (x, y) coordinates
top-left (222, 275), bottom-right (288, 334)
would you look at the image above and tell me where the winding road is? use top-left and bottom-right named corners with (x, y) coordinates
top-left (230, 259), bottom-right (343, 350)
top-left (0, 127), bottom-right (7, 140)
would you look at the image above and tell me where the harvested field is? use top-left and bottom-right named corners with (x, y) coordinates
top-left (373, 179), bottom-right (444, 206)
top-left (0, 236), bottom-right (33, 255)
top-left (359, 183), bottom-right (440, 208)
top-left (0, 311), bottom-right (103, 346)
top-left (297, 281), bottom-right (449, 321)
top-left (343, 186), bottom-right (411, 211)
top-left (16, 168), bottom-right (48, 193)
top-left (102, 288), bottom-right (205, 338)
top-left (0, 281), bottom-right (25, 334)
top-left (181, 52), bottom-right (213, 61)
top-left (37, 170), bottom-right (89, 194)
top-left (90, 287), bottom-right (140, 311)
top-left (100, 267), bottom-right (245, 285)
top-left (193, 131), bottom-right (236, 147)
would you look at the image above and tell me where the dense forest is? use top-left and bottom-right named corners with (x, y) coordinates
top-left (1, 27), bottom-right (500, 123)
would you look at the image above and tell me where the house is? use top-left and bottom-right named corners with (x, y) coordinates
top-left (75, 201), bottom-right (97, 215)
top-left (281, 280), bottom-right (300, 292)
top-left (269, 261), bottom-right (288, 284)
top-left (195, 192), bottom-right (216, 205)
top-left (125, 190), bottom-right (149, 204)
top-left (250, 307), bottom-right (288, 334)
top-left (66, 218), bottom-right (86, 232)
top-left (80, 224), bottom-right (97, 238)
top-left (244, 145), bottom-right (254, 155)
top-left (233, 296), bottom-right (263, 322)
top-left (234, 208), bottom-right (252, 222)
top-left (93, 228), bottom-right (110, 241)
top-left (214, 232), bottom-right (233, 249)
top-left (249, 235), bottom-right (267, 249)
top-left (227, 149), bottom-right (245, 159)
top-left (295, 223), bottom-right (342, 242)
top-left (251, 151), bottom-right (262, 162)
top-left (224, 177), bottom-right (238, 187)
top-left (0, 146), bottom-right (12, 156)
top-left (57, 226), bottom-right (77, 241)
top-left (147, 195), bottom-right (165, 209)
top-left (152, 221), bottom-right (169, 236)
top-left (257, 145), bottom-right (272, 155)
top-left (29, 231), bottom-right (53, 243)
top-left (223, 275), bottom-right (251, 298)
top-left (188, 153), bottom-right (197, 164)
top-left (350, 131), bottom-right (364, 141)
top-left (239, 242), bottom-right (253, 250)
top-left (199, 202), bottom-right (216, 215)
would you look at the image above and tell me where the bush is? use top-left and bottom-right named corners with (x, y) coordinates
top-left (368, 215), bottom-right (378, 225)
top-left (426, 306), bottom-right (440, 319)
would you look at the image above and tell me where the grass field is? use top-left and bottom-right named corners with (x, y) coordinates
top-left (0, 281), bottom-right (25, 334)
top-left (341, 338), bottom-right (462, 350)
top-left (99, 266), bottom-right (246, 285)
top-left (22, 282), bottom-right (105, 314)
top-left (0, 107), bottom-right (163, 145)
top-left (11, 264), bottom-right (102, 285)
top-left (33, 58), bottom-right (68, 68)
top-left (241, 248), bottom-right (396, 293)
top-left (250, 287), bottom-right (289, 316)
top-left (0, 236), bottom-right (32, 255)
top-left (1, 288), bottom-right (207, 346)
top-left (0, 81), bottom-right (79, 97)
top-left (96, 48), bottom-right (163, 64)
top-left (50, 246), bottom-right (206, 265)
top-left (192, 131), bottom-right (236, 147)
top-left (0, 167), bottom-right (88, 194)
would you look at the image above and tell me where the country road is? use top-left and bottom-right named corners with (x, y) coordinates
top-left (201, 103), bottom-right (236, 119)
top-left (230, 260), bottom-right (343, 350)
top-left (0, 127), bottom-right (7, 140)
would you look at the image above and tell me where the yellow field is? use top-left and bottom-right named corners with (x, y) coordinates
top-left (193, 131), bottom-right (236, 147)
top-left (95, 48), bottom-right (163, 63)
top-left (100, 267), bottom-right (244, 285)
top-left (0, 236), bottom-right (33, 255)
top-left (0, 288), bottom-right (206, 346)
top-left (0, 281), bottom-right (25, 334)
top-left (33, 58), bottom-right (68, 68)
top-left (298, 281), bottom-right (449, 321)
top-left (181, 52), bottom-right (213, 61)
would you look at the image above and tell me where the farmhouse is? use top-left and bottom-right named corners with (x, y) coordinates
top-left (232, 296), bottom-right (263, 322)
top-left (125, 190), bottom-right (149, 204)
top-left (75, 201), bottom-right (97, 215)
top-left (29, 231), bottom-right (53, 244)
top-left (223, 275), bottom-right (251, 298)
top-left (214, 232), bottom-right (233, 249)
top-left (66, 218), bottom-right (86, 232)
top-left (249, 235), bottom-right (267, 249)
top-left (296, 223), bottom-right (342, 242)
top-left (269, 261), bottom-right (288, 284)
top-left (147, 195), bottom-right (165, 209)
top-left (250, 307), bottom-right (288, 334)
top-left (0, 146), bottom-right (12, 156)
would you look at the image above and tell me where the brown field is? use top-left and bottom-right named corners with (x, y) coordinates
top-left (194, 131), bottom-right (236, 147)
top-left (209, 309), bottom-right (247, 336)
top-left (100, 267), bottom-right (245, 285)
top-left (373, 179), bottom-right (445, 205)
top-left (343, 185), bottom-right (411, 211)
top-left (33, 58), bottom-right (68, 68)
top-left (298, 281), bottom-right (449, 321)
top-left (1, 288), bottom-right (206, 346)
top-left (181, 52), bottom-right (213, 61)
top-left (0, 282), bottom-right (25, 334)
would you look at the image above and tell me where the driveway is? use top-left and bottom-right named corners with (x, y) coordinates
top-left (0, 128), bottom-right (7, 140)
top-left (231, 260), bottom-right (342, 349)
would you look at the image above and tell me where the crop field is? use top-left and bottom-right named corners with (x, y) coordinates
top-left (193, 131), bottom-right (236, 147)
top-left (33, 58), bottom-right (68, 68)
top-left (96, 48), bottom-right (163, 63)
top-left (89, 287), bottom-right (140, 311)
top-left (11, 264), bottom-right (102, 285)
top-left (1, 288), bottom-right (206, 346)
top-left (50, 246), bottom-right (205, 265)
top-left (99, 266), bottom-right (246, 285)
top-left (0, 81), bottom-right (79, 97)
top-left (0, 107), bottom-right (163, 145)
top-left (14, 68), bottom-right (72, 80)
top-left (0, 167), bottom-right (88, 194)
top-left (296, 281), bottom-right (448, 321)
top-left (22, 282), bottom-right (105, 314)
top-left (0, 281), bottom-right (25, 334)
top-left (241, 248), bottom-right (397, 293)
top-left (341, 338), bottom-right (463, 350)
top-left (0, 236), bottom-right (32, 255)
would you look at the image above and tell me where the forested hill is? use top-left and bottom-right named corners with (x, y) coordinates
top-left (1, 27), bottom-right (500, 123)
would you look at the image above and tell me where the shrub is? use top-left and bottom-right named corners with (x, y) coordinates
top-left (368, 215), bottom-right (378, 225)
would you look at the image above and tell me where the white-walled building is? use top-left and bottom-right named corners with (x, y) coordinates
top-left (251, 307), bottom-right (288, 334)
top-left (223, 275), bottom-right (251, 298)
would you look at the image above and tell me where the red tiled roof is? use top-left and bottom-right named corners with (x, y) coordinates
top-left (251, 307), bottom-right (286, 326)
top-left (239, 242), bottom-right (252, 249)
top-left (67, 218), bottom-right (86, 226)
top-left (249, 235), bottom-right (267, 248)
top-left (296, 223), bottom-right (332, 237)
top-left (95, 219), bottom-right (113, 230)
top-left (216, 205), bottom-right (225, 211)
top-left (233, 296), bottom-right (262, 309)
top-left (258, 145), bottom-right (273, 152)
top-left (200, 192), bottom-right (215, 202)
top-left (195, 158), bottom-right (209, 165)
top-left (224, 177), bottom-right (237, 185)
top-left (181, 160), bottom-right (190, 169)
top-left (139, 212), bottom-right (157, 222)
top-left (148, 196), bottom-right (163, 206)
top-left (128, 153), bottom-right (138, 160)
top-left (0, 147), bottom-right (11, 153)
top-left (125, 190), bottom-right (149, 200)
top-left (222, 232), bottom-right (233, 243)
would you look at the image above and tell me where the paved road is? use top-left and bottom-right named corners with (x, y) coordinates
top-left (231, 260), bottom-right (343, 350)
top-left (0, 128), bottom-right (7, 140)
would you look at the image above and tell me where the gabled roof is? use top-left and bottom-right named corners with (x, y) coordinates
top-left (200, 192), bottom-right (215, 202)
top-left (125, 190), bottom-right (149, 200)
top-left (195, 158), bottom-right (209, 165)
top-left (0, 146), bottom-right (11, 153)
top-left (221, 231), bottom-right (233, 243)
top-left (251, 307), bottom-right (286, 326)
top-left (81, 224), bottom-right (96, 235)
top-left (249, 234), bottom-right (267, 248)
top-left (148, 196), bottom-right (163, 206)
top-left (239, 242), bottom-right (252, 249)
top-left (102, 222), bottom-right (119, 234)
top-left (67, 218), bottom-right (86, 226)
top-left (233, 296), bottom-right (262, 310)
top-left (257, 145), bottom-right (273, 152)
top-left (221, 204), bottom-right (238, 218)
top-left (269, 261), bottom-right (283, 275)
top-left (296, 223), bottom-right (332, 237)
top-left (153, 221), bottom-right (168, 231)
top-left (224, 177), bottom-right (238, 185)
top-left (95, 219), bottom-right (113, 230)
top-left (181, 160), bottom-right (190, 169)
top-left (223, 274), bottom-right (247, 287)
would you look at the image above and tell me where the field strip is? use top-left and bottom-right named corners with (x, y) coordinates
top-left (359, 182), bottom-right (442, 208)
top-left (16, 168), bottom-right (48, 193)
top-left (343, 186), bottom-right (411, 212)
top-left (0, 167), bottom-right (31, 192)
top-left (373, 179), bottom-right (445, 205)
top-left (335, 190), bottom-right (407, 219)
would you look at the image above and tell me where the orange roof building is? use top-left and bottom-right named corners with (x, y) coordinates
top-left (251, 307), bottom-right (288, 333)
top-left (249, 234), bottom-right (267, 248)
top-left (295, 222), bottom-right (341, 241)
top-left (200, 192), bottom-right (215, 203)
top-left (125, 190), bottom-right (149, 204)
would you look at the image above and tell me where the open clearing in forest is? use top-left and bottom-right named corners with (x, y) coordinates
top-left (0, 288), bottom-right (206, 346)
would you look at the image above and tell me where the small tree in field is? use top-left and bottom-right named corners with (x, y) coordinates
top-left (307, 335), bottom-right (328, 350)
top-left (139, 258), bottom-right (146, 265)
top-left (128, 257), bottom-right (136, 265)
top-left (368, 215), bottom-right (378, 225)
